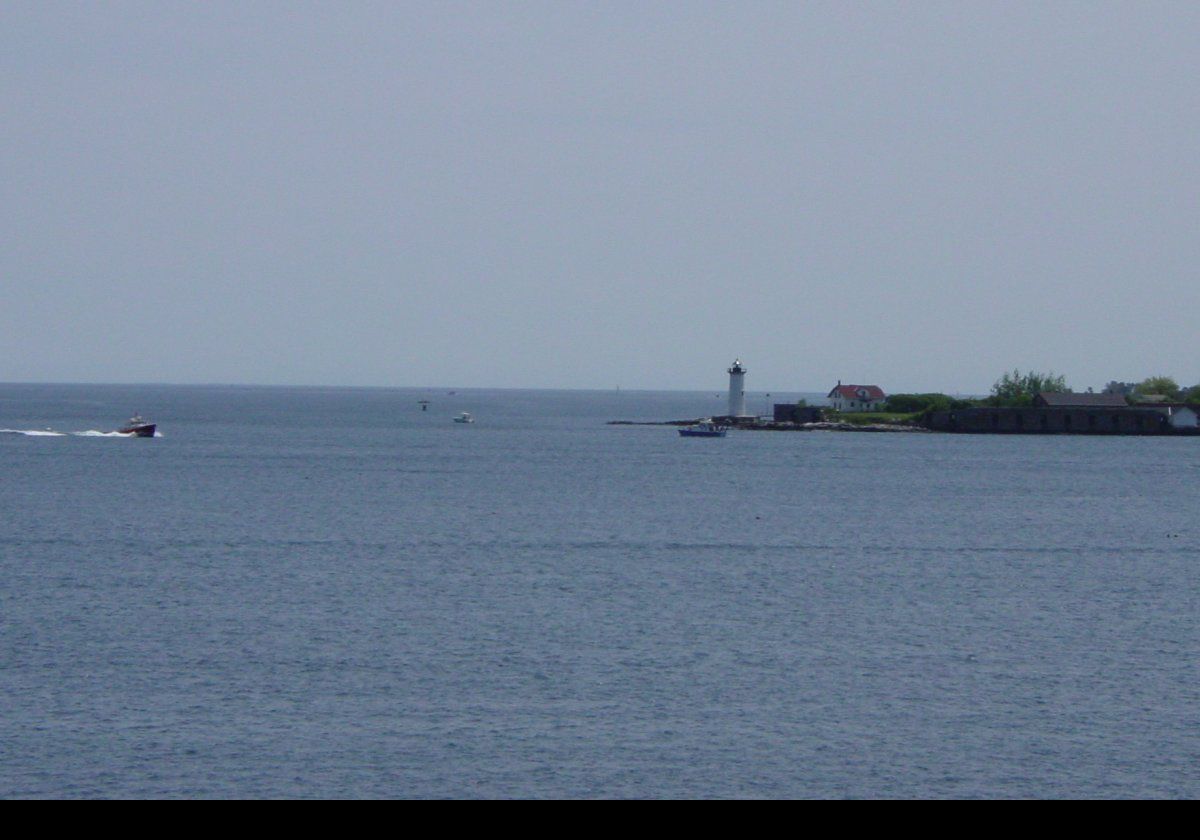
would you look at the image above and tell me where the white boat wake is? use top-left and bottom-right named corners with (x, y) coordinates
top-left (1, 429), bottom-right (162, 438)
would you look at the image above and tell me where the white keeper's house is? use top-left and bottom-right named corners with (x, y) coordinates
top-left (828, 382), bottom-right (887, 413)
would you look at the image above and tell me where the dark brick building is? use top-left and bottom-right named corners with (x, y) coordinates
top-left (923, 406), bottom-right (1169, 434)
top-left (773, 404), bottom-right (826, 424)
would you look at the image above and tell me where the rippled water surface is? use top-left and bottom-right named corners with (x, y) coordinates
top-left (2, 384), bottom-right (1199, 798)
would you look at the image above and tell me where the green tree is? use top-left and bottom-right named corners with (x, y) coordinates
top-left (1136, 376), bottom-right (1181, 400)
top-left (1184, 385), bottom-right (1200, 405)
top-left (988, 370), bottom-right (1069, 406)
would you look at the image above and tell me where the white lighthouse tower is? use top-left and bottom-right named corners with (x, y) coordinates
top-left (727, 358), bottom-right (748, 418)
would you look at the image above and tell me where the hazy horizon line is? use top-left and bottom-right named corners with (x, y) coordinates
top-left (0, 378), bottom-right (990, 396)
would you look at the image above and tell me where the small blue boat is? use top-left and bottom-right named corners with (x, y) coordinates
top-left (678, 421), bottom-right (728, 438)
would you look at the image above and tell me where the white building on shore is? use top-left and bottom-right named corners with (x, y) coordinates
top-left (827, 382), bottom-right (887, 413)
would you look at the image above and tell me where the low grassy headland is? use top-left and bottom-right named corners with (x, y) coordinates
top-left (825, 393), bottom-right (975, 427)
top-left (883, 393), bottom-right (976, 413)
top-left (824, 411), bottom-right (921, 426)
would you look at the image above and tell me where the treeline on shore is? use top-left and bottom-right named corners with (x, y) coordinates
top-left (815, 371), bottom-right (1200, 425)
top-left (892, 372), bottom-right (1200, 414)
top-left (978, 371), bottom-right (1200, 408)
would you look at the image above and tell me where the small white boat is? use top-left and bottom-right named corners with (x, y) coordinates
top-left (453, 412), bottom-right (475, 424)
top-left (678, 420), bottom-right (727, 438)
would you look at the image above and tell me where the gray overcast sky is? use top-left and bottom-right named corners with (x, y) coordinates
top-left (2, 1), bottom-right (1197, 393)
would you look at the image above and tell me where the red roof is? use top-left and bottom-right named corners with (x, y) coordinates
top-left (828, 384), bottom-right (886, 400)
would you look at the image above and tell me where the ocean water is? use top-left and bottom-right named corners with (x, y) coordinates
top-left (2, 383), bottom-right (1199, 799)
